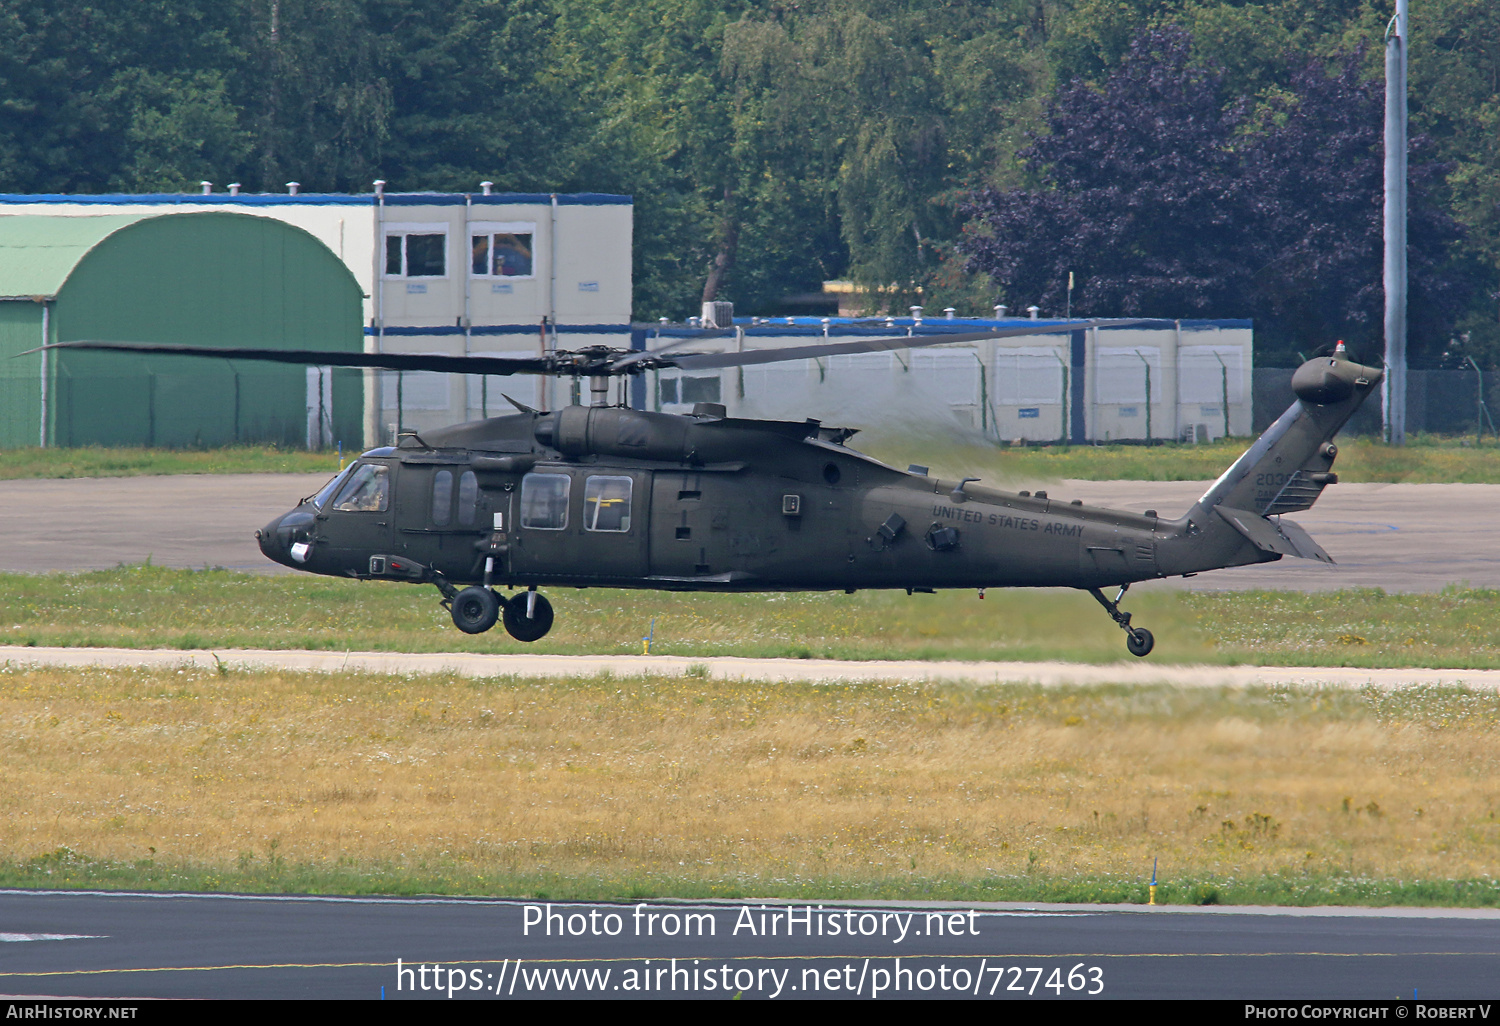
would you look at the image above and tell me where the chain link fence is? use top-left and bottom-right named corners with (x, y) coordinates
top-left (4, 365), bottom-right (1497, 449)
top-left (0, 367), bottom-right (361, 450)
top-left (1253, 367), bottom-right (1498, 437)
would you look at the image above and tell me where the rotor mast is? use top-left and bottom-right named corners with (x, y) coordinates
top-left (589, 374), bottom-right (610, 407)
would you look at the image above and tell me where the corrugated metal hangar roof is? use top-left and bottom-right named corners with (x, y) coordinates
top-left (0, 214), bottom-right (148, 298)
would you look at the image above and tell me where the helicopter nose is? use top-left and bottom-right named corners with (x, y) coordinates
top-left (257, 509), bottom-right (315, 566)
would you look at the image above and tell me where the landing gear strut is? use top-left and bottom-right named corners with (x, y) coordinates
top-left (1088, 585), bottom-right (1154, 658)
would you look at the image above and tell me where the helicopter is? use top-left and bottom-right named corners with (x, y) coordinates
top-left (35, 328), bottom-right (1381, 657)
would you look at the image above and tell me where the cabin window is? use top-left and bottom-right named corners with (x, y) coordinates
top-left (583, 476), bottom-right (632, 532)
top-left (520, 472), bottom-right (570, 530)
top-left (457, 471), bottom-right (479, 526)
top-left (431, 470), bottom-right (453, 526)
top-left (331, 463), bottom-right (389, 512)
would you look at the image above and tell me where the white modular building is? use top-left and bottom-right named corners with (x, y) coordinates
top-left (647, 316), bottom-right (1252, 443)
top-left (0, 191), bottom-right (1254, 446)
top-left (0, 189), bottom-right (634, 446)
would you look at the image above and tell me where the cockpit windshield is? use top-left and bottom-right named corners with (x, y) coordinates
top-left (330, 462), bottom-right (391, 512)
top-left (310, 464), bottom-right (356, 509)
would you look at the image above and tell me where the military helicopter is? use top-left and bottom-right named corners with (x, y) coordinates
top-left (36, 329), bottom-right (1381, 657)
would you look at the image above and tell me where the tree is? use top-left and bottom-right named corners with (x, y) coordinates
top-left (1240, 50), bottom-right (1474, 361)
top-left (959, 29), bottom-right (1253, 319)
top-left (720, 0), bottom-right (1046, 314)
top-left (0, 1), bottom-right (251, 192)
top-left (247, 0), bottom-right (391, 192)
top-left (960, 28), bottom-right (1477, 363)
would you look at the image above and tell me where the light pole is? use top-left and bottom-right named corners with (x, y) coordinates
top-left (1383, 0), bottom-right (1409, 445)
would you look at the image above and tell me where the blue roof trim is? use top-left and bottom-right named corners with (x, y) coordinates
top-left (636, 317), bottom-right (1234, 341)
top-left (553, 194), bottom-right (633, 206)
top-left (367, 324), bottom-right (632, 337)
top-left (363, 318), bottom-right (1246, 342)
top-left (0, 191), bottom-right (632, 208)
top-left (386, 192), bottom-right (631, 206)
top-left (0, 193), bottom-right (375, 206)
top-left (381, 194), bottom-right (489, 206)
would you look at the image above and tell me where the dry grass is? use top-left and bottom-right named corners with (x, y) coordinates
top-left (4, 663), bottom-right (1499, 902)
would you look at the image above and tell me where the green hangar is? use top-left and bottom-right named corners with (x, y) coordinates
top-left (0, 211), bottom-right (364, 449)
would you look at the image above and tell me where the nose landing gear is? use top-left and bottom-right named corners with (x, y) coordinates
top-left (450, 586), bottom-right (501, 634)
top-left (1088, 584), bottom-right (1154, 658)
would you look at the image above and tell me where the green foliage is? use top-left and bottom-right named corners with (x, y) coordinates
top-left (0, 0), bottom-right (1492, 330)
top-left (4, 854), bottom-right (1498, 907)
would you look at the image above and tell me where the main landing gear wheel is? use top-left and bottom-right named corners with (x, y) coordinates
top-left (1087, 585), bottom-right (1154, 658)
top-left (502, 589), bottom-right (554, 642)
top-left (451, 586), bottom-right (501, 634)
top-left (1126, 628), bottom-right (1155, 658)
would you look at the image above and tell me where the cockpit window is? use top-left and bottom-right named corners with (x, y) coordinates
top-left (520, 472), bottom-right (570, 530)
top-left (311, 465), bottom-right (356, 509)
top-left (331, 463), bottom-right (390, 512)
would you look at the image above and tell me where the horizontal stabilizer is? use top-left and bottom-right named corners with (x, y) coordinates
top-left (1215, 506), bottom-right (1334, 564)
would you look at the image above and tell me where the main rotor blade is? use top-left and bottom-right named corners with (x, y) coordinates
top-left (608, 327), bottom-right (738, 371)
top-left (663, 319), bottom-right (1143, 370)
top-left (31, 318), bottom-right (1151, 379)
top-left (27, 341), bottom-right (559, 376)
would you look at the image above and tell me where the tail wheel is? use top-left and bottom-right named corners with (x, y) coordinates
top-left (1126, 627), bottom-right (1154, 658)
top-left (451, 586), bottom-right (501, 634)
top-left (502, 592), bottom-right (554, 642)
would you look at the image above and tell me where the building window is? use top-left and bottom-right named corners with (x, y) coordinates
top-left (583, 476), bottom-right (632, 532)
top-left (520, 472), bottom-right (570, 530)
top-left (384, 224), bottom-right (448, 277)
top-left (657, 374), bottom-right (721, 406)
top-left (471, 222), bottom-right (535, 278)
top-left (682, 375), bottom-right (721, 404)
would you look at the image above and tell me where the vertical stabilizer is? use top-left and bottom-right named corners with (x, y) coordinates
top-left (1159, 347), bottom-right (1383, 576)
top-left (1198, 348), bottom-right (1382, 516)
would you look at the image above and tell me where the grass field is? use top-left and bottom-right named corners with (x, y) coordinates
top-left (0, 445), bottom-right (341, 480)
top-left (861, 432), bottom-right (1500, 486)
top-left (2, 663), bottom-right (1497, 906)
top-left (4, 434), bottom-right (1500, 483)
top-left (7, 566), bottom-right (1500, 670)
